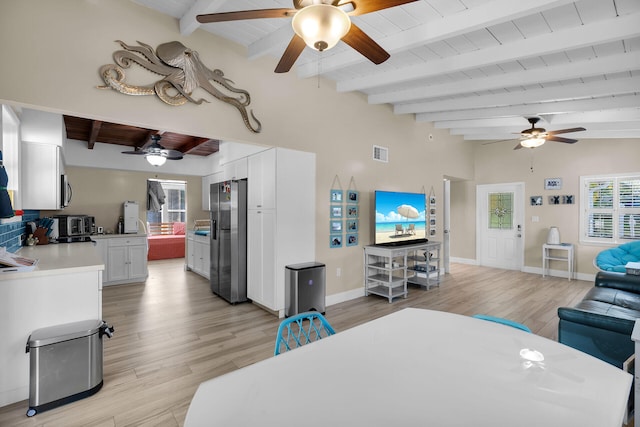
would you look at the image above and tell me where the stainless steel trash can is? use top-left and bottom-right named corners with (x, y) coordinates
top-left (25, 319), bottom-right (114, 417)
top-left (285, 262), bottom-right (326, 317)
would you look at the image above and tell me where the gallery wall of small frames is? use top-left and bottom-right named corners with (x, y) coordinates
top-left (530, 177), bottom-right (574, 206)
top-left (330, 176), bottom-right (359, 248)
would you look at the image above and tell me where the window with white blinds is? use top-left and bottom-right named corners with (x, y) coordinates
top-left (580, 174), bottom-right (640, 244)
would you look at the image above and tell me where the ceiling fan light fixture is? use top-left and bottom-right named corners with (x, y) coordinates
top-left (521, 137), bottom-right (546, 148)
top-left (146, 153), bottom-right (167, 166)
top-left (292, 4), bottom-right (351, 52)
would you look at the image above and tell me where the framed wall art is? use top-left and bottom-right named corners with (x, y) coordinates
top-left (530, 196), bottom-right (543, 206)
top-left (330, 175), bottom-right (344, 248)
top-left (330, 234), bottom-right (342, 248)
top-left (544, 178), bottom-right (562, 190)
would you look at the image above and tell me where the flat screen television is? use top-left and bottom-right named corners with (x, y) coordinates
top-left (374, 190), bottom-right (428, 246)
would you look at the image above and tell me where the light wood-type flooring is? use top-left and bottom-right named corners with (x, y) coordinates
top-left (0, 259), bottom-right (599, 426)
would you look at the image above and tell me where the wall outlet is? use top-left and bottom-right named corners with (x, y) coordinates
top-left (336, 267), bottom-right (341, 277)
top-left (532, 216), bottom-right (540, 222)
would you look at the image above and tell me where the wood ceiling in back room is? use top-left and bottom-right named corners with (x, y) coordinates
top-left (130, 0), bottom-right (640, 143)
top-left (63, 115), bottom-right (220, 156)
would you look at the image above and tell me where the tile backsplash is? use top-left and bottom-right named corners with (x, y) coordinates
top-left (0, 210), bottom-right (39, 252)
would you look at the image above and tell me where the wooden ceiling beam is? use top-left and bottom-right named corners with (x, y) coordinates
top-left (88, 120), bottom-right (102, 149)
top-left (181, 137), bottom-right (215, 154)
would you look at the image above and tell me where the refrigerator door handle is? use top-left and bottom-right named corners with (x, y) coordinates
top-left (212, 219), bottom-right (217, 240)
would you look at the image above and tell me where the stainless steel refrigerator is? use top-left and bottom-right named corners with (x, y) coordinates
top-left (210, 179), bottom-right (248, 303)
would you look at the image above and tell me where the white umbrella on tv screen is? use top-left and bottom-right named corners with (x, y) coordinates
top-left (397, 204), bottom-right (419, 220)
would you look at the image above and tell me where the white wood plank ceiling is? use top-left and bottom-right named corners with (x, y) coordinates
top-left (130, 0), bottom-right (640, 142)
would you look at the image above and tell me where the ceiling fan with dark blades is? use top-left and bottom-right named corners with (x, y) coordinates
top-left (514, 117), bottom-right (586, 150)
top-left (122, 135), bottom-right (183, 166)
top-left (196, 0), bottom-right (418, 73)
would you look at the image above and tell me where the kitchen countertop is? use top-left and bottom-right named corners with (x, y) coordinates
top-left (0, 242), bottom-right (104, 281)
top-left (91, 233), bottom-right (147, 240)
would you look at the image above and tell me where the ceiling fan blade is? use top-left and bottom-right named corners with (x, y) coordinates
top-left (481, 139), bottom-right (515, 145)
top-left (546, 136), bottom-right (578, 144)
top-left (122, 149), bottom-right (146, 155)
top-left (347, 0), bottom-right (418, 16)
top-left (341, 24), bottom-right (390, 65)
top-left (275, 35), bottom-right (307, 73)
top-left (197, 9), bottom-right (296, 24)
top-left (161, 150), bottom-right (184, 160)
top-left (546, 127), bottom-right (586, 135)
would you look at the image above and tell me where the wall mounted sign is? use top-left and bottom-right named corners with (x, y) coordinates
top-left (98, 40), bottom-right (261, 133)
top-left (544, 178), bottom-right (562, 190)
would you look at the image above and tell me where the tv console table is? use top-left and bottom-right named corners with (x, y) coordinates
top-left (363, 241), bottom-right (441, 302)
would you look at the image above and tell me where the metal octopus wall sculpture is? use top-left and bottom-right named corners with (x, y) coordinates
top-left (98, 40), bottom-right (261, 133)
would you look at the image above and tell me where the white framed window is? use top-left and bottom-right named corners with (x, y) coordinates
top-left (580, 173), bottom-right (640, 244)
top-left (146, 179), bottom-right (187, 224)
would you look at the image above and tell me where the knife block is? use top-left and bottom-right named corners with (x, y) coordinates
top-left (33, 227), bottom-right (49, 245)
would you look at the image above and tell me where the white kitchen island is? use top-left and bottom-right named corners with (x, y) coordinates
top-left (0, 242), bottom-right (104, 408)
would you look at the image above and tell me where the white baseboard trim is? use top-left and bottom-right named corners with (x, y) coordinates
top-left (450, 257), bottom-right (478, 265)
top-left (326, 287), bottom-right (365, 307)
top-left (522, 266), bottom-right (595, 282)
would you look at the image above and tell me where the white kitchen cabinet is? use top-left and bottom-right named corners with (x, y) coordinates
top-left (186, 231), bottom-right (210, 279)
top-left (246, 148), bottom-right (315, 316)
top-left (94, 235), bottom-right (148, 285)
top-left (247, 209), bottom-right (276, 308)
top-left (1, 105), bottom-right (21, 209)
top-left (222, 157), bottom-right (248, 182)
top-left (247, 149), bottom-right (276, 210)
top-left (20, 109), bottom-right (67, 210)
top-left (21, 141), bottom-right (65, 210)
top-left (202, 172), bottom-right (222, 210)
top-left (0, 242), bottom-right (102, 407)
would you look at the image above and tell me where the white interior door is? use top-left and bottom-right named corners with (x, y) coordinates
top-left (476, 183), bottom-right (524, 270)
top-left (443, 179), bottom-right (451, 273)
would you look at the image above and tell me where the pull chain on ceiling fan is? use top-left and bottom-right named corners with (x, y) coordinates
top-left (122, 134), bottom-right (184, 166)
top-left (196, 0), bottom-right (418, 73)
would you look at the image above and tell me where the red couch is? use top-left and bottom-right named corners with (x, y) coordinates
top-left (147, 222), bottom-right (186, 260)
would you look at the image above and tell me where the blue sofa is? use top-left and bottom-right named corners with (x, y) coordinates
top-left (557, 271), bottom-right (640, 368)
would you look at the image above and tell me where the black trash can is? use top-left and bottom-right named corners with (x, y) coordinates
top-left (285, 262), bottom-right (326, 317)
top-left (25, 319), bottom-right (114, 417)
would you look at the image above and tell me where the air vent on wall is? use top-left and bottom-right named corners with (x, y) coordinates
top-left (373, 145), bottom-right (389, 163)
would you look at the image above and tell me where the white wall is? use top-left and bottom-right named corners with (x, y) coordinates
top-left (0, 0), bottom-right (475, 300)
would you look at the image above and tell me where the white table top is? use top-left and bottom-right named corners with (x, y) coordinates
top-left (185, 308), bottom-right (632, 427)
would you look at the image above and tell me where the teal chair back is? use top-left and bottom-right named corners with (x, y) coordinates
top-left (274, 312), bottom-right (335, 356)
top-left (472, 314), bottom-right (532, 333)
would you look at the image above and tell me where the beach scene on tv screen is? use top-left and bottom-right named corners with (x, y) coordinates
top-left (375, 191), bottom-right (427, 244)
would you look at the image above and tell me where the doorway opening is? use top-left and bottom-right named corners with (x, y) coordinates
top-left (146, 179), bottom-right (188, 261)
top-left (146, 179), bottom-right (187, 225)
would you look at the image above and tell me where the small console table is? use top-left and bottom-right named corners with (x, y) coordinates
top-left (364, 241), bottom-right (442, 302)
top-left (542, 243), bottom-right (574, 281)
